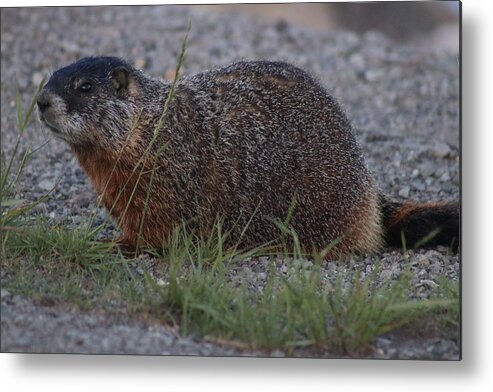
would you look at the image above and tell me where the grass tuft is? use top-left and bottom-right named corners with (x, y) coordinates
top-left (140, 223), bottom-right (459, 354)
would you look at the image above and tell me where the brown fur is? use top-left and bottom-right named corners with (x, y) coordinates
top-left (386, 201), bottom-right (446, 230)
top-left (381, 198), bottom-right (459, 251)
top-left (37, 57), bottom-right (459, 256)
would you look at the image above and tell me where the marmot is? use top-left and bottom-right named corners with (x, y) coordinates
top-left (37, 57), bottom-right (459, 255)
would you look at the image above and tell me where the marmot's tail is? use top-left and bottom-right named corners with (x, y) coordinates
top-left (380, 196), bottom-right (460, 252)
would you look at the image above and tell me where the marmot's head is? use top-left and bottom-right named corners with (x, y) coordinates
top-left (38, 57), bottom-right (142, 148)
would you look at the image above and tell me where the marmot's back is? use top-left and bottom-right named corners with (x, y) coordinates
top-left (37, 57), bottom-right (458, 255)
top-left (174, 61), bottom-right (382, 252)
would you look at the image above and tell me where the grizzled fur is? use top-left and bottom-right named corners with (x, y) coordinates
top-left (38, 56), bottom-right (459, 255)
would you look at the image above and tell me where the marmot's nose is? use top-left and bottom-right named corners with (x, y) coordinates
top-left (37, 91), bottom-right (51, 112)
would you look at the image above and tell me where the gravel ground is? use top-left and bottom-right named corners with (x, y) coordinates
top-left (0, 6), bottom-right (460, 359)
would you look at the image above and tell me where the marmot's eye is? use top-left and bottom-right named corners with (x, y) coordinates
top-left (79, 82), bottom-right (92, 93)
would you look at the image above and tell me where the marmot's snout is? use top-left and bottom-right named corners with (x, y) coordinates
top-left (36, 86), bottom-right (74, 141)
top-left (37, 89), bottom-right (64, 135)
top-left (37, 90), bottom-right (51, 112)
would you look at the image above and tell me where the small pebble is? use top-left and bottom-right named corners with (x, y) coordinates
top-left (398, 186), bottom-right (411, 198)
top-left (418, 279), bottom-right (439, 289)
top-left (1, 289), bottom-right (11, 299)
top-left (419, 162), bottom-right (436, 178)
top-left (32, 72), bottom-right (44, 87)
top-left (411, 180), bottom-right (426, 191)
top-left (430, 143), bottom-right (451, 159)
top-left (379, 269), bottom-right (392, 281)
top-left (38, 179), bottom-right (55, 191)
top-left (134, 58), bottom-right (146, 69)
top-left (270, 349), bottom-right (285, 357)
top-left (440, 172), bottom-right (451, 182)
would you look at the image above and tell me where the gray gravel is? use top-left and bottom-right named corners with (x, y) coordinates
top-left (0, 289), bottom-right (258, 356)
top-left (0, 6), bottom-right (459, 359)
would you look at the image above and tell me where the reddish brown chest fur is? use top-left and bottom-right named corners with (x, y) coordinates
top-left (71, 145), bottom-right (151, 248)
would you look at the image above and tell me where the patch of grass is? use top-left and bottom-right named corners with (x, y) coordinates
top-left (3, 218), bottom-right (131, 309)
top-left (427, 268), bottom-right (460, 328)
top-left (3, 211), bottom-right (459, 354)
top-left (389, 272), bottom-right (459, 342)
top-left (1, 80), bottom-right (47, 255)
top-left (5, 219), bottom-right (115, 267)
top-left (0, 80), bottom-right (135, 310)
top-left (140, 223), bottom-right (459, 354)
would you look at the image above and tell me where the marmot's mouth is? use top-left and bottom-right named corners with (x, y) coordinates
top-left (42, 121), bottom-right (61, 134)
top-left (40, 113), bottom-right (62, 134)
top-left (47, 125), bottom-right (61, 134)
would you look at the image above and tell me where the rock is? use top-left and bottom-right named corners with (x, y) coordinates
top-left (419, 161), bottom-right (436, 178)
top-left (59, 40), bottom-right (80, 53)
top-left (375, 337), bottom-right (392, 348)
top-left (419, 279), bottom-right (439, 289)
top-left (379, 269), bottom-right (392, 281)
top-left (348, 53), bottom-right (366, 70)
top-left (430, 262), bottom-right (443, 274)
top-left (425, 177), bottom-right (434, 186)
top-left (365, 69), bottom-right (382, 82)
top-left (411, 180), bottom-right (426, 191)
top-left (134, 58), bottom-right (146, 69)
top-left (430, 143), bottom-right (451, 159)
top-left (38, 179), bottom-right (55, 191)
top-left (32, 71), bottom-right (44, 87)
top-left (398, 186), bottom-right (411, 198)
top-left (270, 349), bottom-right (285, 357)
top-left (440, 172), bottom-right (451, 182)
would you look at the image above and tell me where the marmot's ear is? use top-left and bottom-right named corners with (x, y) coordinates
top-left (111, 66), bottom-right (130, 94)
